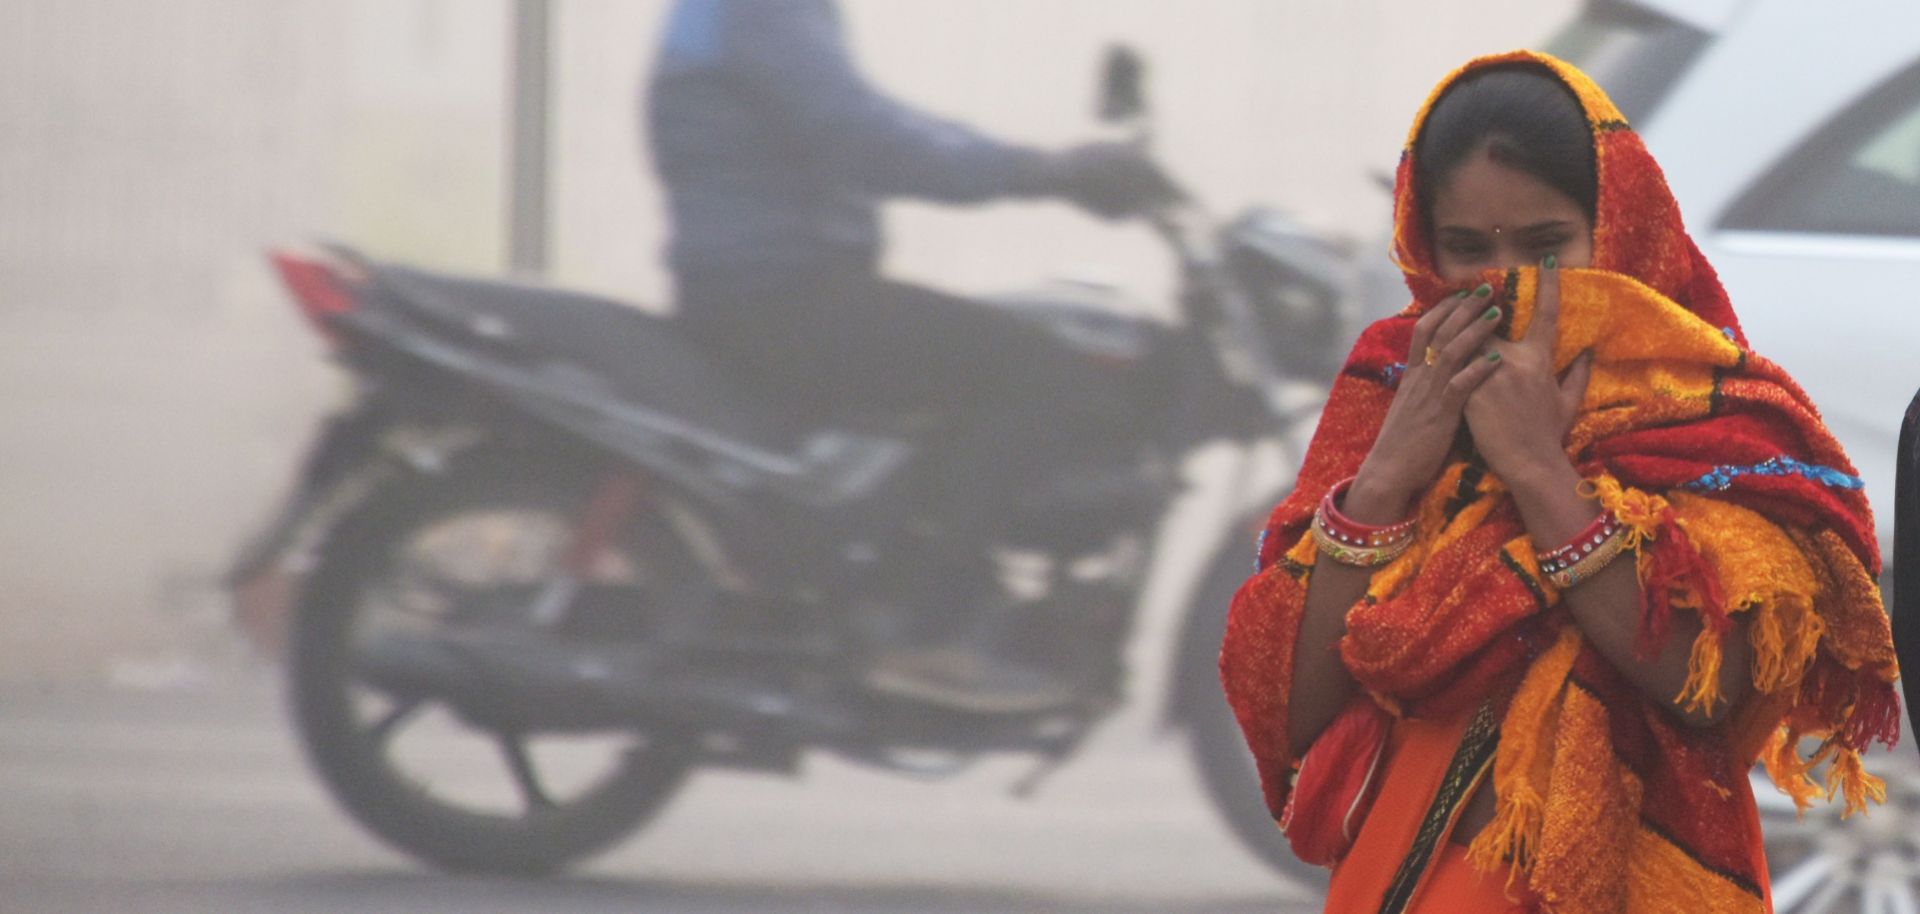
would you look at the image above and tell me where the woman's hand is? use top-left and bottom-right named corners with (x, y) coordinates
top-left (1463, 260), bottom-right (1594, 487)
top-left (1348, 285), bottom-right (1507, 522)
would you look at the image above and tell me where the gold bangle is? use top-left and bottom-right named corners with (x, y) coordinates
top-left (1312, 521), bottom-right (1412, 567)
top-left (1545, 526), bottom-right (1629, 589)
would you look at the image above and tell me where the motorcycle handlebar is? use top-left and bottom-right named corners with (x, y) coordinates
top-left (1134, 182), bottom-right (1321, 425)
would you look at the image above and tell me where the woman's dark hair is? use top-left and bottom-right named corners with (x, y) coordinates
top-left (1414, 64), bottom-right (1597, 230)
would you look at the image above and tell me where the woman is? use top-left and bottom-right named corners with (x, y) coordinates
top-left (1219, 50), bottom-right (1901, 913)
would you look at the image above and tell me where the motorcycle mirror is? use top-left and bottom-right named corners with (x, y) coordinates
top-left (1098, 44), bottom-right (1147, 123)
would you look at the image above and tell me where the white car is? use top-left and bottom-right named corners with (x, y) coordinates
top-left (1598, 0), bottom-right (1920, 562)
top-left (1552, 2), bottom-right (1918, 911)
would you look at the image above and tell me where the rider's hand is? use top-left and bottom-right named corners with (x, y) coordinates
top-left (1345, 285), bottom-right (1507, 523)
top-left (1053, 142), bottom-right (1180, 220)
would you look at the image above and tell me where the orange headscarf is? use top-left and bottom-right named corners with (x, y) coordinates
top-left (1221, 50), bottom-right (1899, 913)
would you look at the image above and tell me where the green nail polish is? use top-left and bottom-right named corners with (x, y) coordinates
top-left (1482, 306), bottom-right (1500, 321)
top-left (1486, 350), bottom-right (1502, 363)
top-left (1473, 283), bottom-right (1492, 298)
top-left (1543, 254), bottom-right (1558, 270)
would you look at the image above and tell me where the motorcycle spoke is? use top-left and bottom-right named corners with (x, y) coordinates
top-left (496, 733), bottom-right (556, 813)
top-left (367, 578), bottom-right (453, 621)
top-left (1799, 875), bottom-right (1852, 914)
top-left (1885, 881), bottom-right (1920, 914)
top-left (1863, 850), bottom-right (1919, 914)
top-left (1772, 852), bottom-right (1843, 912)
top-left (366, 697), bottom-right (425, 746)
top-left (1866, 878), bottom-right (1914, 914)
top-left (1764, 815), bottom-right (1831, 841)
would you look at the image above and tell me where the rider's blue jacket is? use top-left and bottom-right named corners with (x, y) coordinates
top-left (647, 0), bottom-right (1056, 281)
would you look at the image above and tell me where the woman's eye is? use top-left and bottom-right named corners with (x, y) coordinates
top-left (1530, 237), bottom-right (1568, 254)
top-left (1444, 242), bottom-right (1489, 260)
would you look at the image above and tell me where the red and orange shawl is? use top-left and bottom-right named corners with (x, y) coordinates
top-left (1220, 50), bottom-right (1900, 913)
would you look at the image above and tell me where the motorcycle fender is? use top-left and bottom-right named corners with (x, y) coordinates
top-left (1161, 509), bottom-right (1268, 731)
top-left (229, 413), bottom-right (484, 656)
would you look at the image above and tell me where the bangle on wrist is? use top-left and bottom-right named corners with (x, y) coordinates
top-left (1314, 476), bottom-right (1416, 567)
top-left (1535, 508), bottom-right (1630, 589)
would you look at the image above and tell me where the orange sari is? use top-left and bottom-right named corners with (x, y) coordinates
top-left (1322, 705), bottom-right (1521, 913)
top-left (1322, 702), bottom-right (1773, 913)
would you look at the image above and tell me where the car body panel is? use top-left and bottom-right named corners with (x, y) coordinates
top-left (1635, 0), bottom-right (1920, 561)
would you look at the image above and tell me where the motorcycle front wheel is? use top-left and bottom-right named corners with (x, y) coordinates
top-left (1176, 535), bottom-right (1332, 896)
top-left (288, 450), bottom-right (697, 876)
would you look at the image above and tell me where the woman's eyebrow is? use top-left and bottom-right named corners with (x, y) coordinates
top-left (1514, 220), bottom-right (1575, 235)
top-left (1436, 220), bottom-right (1576, 237)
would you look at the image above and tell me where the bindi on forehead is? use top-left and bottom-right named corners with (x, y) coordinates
top-left (1437, 219), bottom-right (1577, 238)
top-left (1431, 154), bottom-right (1589, 234)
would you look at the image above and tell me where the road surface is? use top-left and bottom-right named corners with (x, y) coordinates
top-left (0, 679), bottom-right (1318, 913)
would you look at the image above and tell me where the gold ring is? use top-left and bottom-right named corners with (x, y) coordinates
top-left (1423, 345), bottom-right (1437, 366)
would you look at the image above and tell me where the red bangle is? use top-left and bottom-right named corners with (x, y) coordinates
top-left (1316, 476), bottom-right (1416, 548)
top-left (1534, 510), bottom-right (1624, 575)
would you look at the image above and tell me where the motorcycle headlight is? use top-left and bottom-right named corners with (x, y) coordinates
top-left (1220, 208), bottom-right (1352, 382)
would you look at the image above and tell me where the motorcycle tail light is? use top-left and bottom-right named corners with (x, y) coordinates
top-left (269, 246), bottom-right (363, 346)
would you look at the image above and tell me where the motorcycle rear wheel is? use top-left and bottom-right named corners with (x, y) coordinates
top-left (289, 451), bottom-right (696, 876)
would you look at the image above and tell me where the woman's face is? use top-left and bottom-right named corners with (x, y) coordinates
top-left (1428, 144), bottom-right (1594, 284)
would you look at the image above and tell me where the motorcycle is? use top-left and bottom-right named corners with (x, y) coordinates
top-left (228, 46), bottom-right (1355, 884)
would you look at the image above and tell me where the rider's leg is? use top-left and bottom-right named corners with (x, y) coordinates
top-left (676, 268), bottom-right (1098, 712)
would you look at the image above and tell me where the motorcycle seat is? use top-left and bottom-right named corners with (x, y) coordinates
top-left (365, 262), bottom-right (807, 454)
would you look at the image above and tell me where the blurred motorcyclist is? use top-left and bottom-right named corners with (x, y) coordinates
top-left (646, 0), bottom-right (1175, 712)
